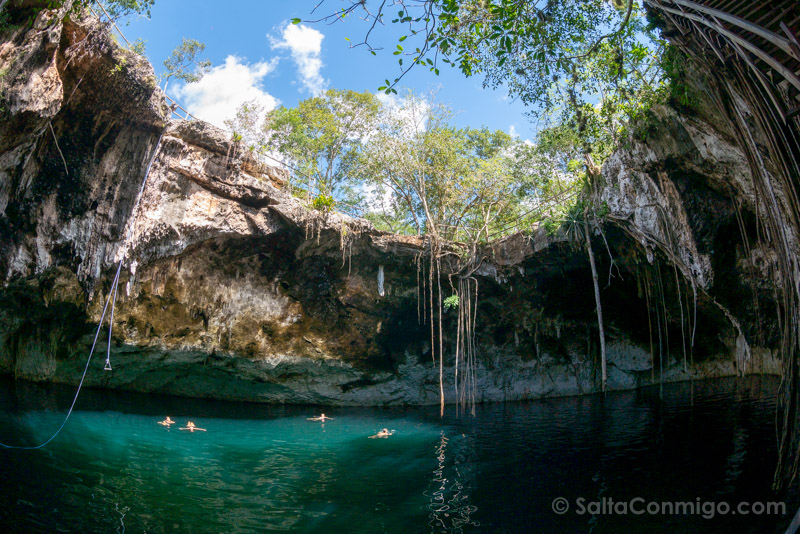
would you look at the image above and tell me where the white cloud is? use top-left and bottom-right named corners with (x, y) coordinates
top-left (173, 55), bottom-right (279, 130)
top-left (376, 92), bottom-right (430, 135)
top-left (272, 23), bottom-right (328, 95)
top-left (361, 182), bottom-right (395, 214)
top-left (509, 123), bottom-right (535, 146)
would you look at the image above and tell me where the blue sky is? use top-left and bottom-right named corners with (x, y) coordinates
top-left (119, 0), bottom-right (534, 138)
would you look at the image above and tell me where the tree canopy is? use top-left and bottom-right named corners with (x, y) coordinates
top-left (98, 0), bottom-right (155, 22)
top-left (266, 89), bottom-right (381, 205)
top-left (162, 38), bottom-right (211, 87)
top-left (311, 0), bottom-right (671, 161)
top-left (229, 90), bottom-right (576, 243)
top-left (354, 92), bottom-right (575, 241)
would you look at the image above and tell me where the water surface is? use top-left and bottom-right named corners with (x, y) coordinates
top-left (0, 377), bottom-right (789, 533)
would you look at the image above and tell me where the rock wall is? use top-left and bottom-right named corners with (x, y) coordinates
top-left (0, 3), bottom-right (781, 405)
top-left (0, 2), bottom-right (166, 281)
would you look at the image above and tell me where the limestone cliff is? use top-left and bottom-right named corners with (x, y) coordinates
top-left (0, 3), bottom-right (781, 405)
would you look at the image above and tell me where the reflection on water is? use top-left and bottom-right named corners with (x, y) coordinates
top-left (114, 502), bottom-right (128, 534)
top-left (426, 431), bottom-right (479, 533)
top-left (0, 376), bottom-right (791, 533)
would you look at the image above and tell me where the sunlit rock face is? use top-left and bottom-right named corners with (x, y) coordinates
top-left (0, 2), bottom-right (167, 283)
top-left (0, 3), bottom-right (781, 404)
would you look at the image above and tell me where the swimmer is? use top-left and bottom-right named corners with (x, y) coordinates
top-left (158, 416), bottom-right (175, 427)
top-left (179, 421), bottom-right (206, 432)
top-left (368, 428), bottom-right (395, 439)
top-left (307, 413), bottom-right (333, 422)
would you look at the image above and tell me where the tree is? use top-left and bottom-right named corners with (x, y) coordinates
top-left (355, 93), bottom-right (471, 238)
top-left (354, 91), bottom-right (581, 413)
top-left (162, 38), bottom-right (211, 90)
top-left (0, 0), bottom-right (155, 29)
top-left (312, 0), bottom-right (666, 163)
top-left (228, 86), bottom-right (584, 413)
top-left (263, 89), bottom-right (381, 205)
top-left (99, 0), bottom-right (155, 22)
top-left (128, 37), bottom-right (146, 56)
top-left (224, 99), bottom-right (266, 151)
top-left (357, 92), bottom-right (579, 241)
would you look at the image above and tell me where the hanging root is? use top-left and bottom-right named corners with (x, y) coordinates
top-left (643, 266), bottom-right (655, 382)
top-left (437, 256), bottom-right (444, 417)
top-left (673, 264), bottom-right (688, 373)
top-left (48, 122), bottom-right (69, 176)
top-left (584, 216), bottom-right (607, 392)
top-left (452, 275), bottom-right (480, 415)
top-left (415, 235), bottom-right (483, 417)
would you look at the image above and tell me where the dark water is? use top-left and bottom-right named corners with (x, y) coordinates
top-left (0, 376), bottom-right (791, 533)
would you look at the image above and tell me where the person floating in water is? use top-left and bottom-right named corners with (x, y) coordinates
top-left (369, 428), bottom-right (394, 439)
top-left (179, 421), bottom-right (206, 432)
top-left (158, 416), bottom-right (175, 427)
top-left (307, 413), bottom-right (333, 422)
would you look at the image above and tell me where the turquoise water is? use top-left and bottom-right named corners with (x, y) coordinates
top-left (0, 377), bottom-right (790, 533)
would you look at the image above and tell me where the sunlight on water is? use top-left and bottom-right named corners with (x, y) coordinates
top-left (3, 405), bottom-right (457, 533)
top-left (0, 377), bottom-right (787, 533)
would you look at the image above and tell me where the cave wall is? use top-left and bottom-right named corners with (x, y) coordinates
top-left (0, 3), bottom-right (782, 405)
top-left (0, 4), bottom-right (167, 284)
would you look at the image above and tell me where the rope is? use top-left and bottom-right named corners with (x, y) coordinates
top-left (104, 266), bottom-right (119, 370)
top-left (0, 263), bottom-right (122, 449)
top-left (0, 132), bottom-right (164, 449)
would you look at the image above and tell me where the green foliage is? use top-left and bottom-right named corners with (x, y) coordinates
top-left (444, 294), bottom-right (460, 310)
top-left (1, 1), bottom-right (153, 34)
top-left (625, 45), bottom-right (699, 142)
top-left (110, 54), bottom-right (127, 74)
top-left (101, 0), bottom-right (155, 22)
top-left (0, 0), bottom-right (65, 30)
top-left (232, 86), bottom-right (581, 244)
top-left (561, 200), bottom-right (587, 248)
top-left (128, 37), bottom-right (146, 56)
top-left (355, 91), bottom-right (578, 241)
top-left (261, 89), bottom-right (381, 199)
top-left (596, 200), bottom-right (610, 219)
top-left (542, 217), bottom-right (562, 236)
top-left (322, 1), bottom-right (677, 168)
top-left (226, 101), bottom-right (262, 150)
top-left (659, 44), bottom-right (699, 110)
top-left (0, 8), bottom-right (12, 32)
top-left (312, 193), bottom-right (336, 212)
top-left (163, 38), bottom-right (211, 84)
top-left (363, 211), bottom-right (418, 235)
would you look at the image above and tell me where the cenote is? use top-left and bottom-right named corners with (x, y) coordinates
top-left (3, 0), bottom-right (800, 533)
top-left (0, 376), bottom-right (790, 533)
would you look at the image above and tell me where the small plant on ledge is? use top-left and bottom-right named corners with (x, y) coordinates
top-left (312, 194), bottom-right (335, 213)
